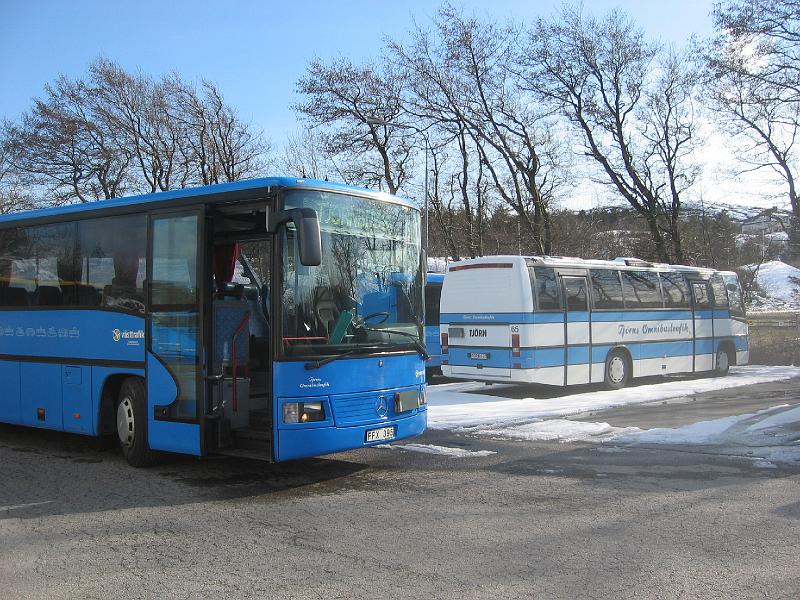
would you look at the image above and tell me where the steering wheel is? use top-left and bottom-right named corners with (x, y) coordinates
top-left (360, 311), bottom-right (390, 325)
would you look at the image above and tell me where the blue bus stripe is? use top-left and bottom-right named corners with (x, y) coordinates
top-left (441, 309), bottom-right (727, 324)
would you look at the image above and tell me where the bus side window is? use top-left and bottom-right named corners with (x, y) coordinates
top-left (723, 274), bottom-right (745, 317)
top-left (622, 270), bottom-right (663, 309)
top-left (660, 272), bottom-right (690, 309)
top-left (530, 267), bottom-right (562, 310)
top-left (692, 282), bottom-right (712, 308)
top-left (590, 269), bottom-right (624, 310)
top-left (425, 284), bottom-right (441, 325)
top-left (710, 275), bottom-right (728, 309)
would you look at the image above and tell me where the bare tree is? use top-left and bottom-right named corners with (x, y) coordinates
top-left (3, 74), bottom-right (131, 203)
top-left (392, 6), bottom-right (567, 254)
top-left (277, 127), bottom-right (341, 181)
top-left (295, 57), bottom-right (413, 194)
top-left (708, 0), bottom-right (800, 261)
top-left (524, 7), bottom-right (700, 263)
top-left (3, 58), bottom-right (267, 206)
top-left (0, 144), bottom-right (34, 214)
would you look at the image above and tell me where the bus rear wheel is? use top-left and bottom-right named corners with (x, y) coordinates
top-left (715, 347), bottom-right (731, 376)
top-left (604, 350), bottom-right (630, 390)
top-left (116, 378), bottom-right (156, 467)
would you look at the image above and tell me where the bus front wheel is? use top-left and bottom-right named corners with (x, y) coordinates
top-left (116, 378), bottom-right (156, 467)
top-left (604, 351), bottom-right (630, 390)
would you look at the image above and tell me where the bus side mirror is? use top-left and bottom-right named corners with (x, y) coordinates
top-left (726, 283), bottom-right (738, 292)
top-left (268, 208), bottom-right (322, 266)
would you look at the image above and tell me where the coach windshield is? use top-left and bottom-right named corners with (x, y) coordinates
top-left (279, 189), bottom-right (423, 358)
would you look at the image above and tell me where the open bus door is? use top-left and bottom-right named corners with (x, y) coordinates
top-left (146, 210), bottom-right (204, 455)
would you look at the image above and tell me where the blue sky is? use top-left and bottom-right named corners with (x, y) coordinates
top-left (1, 0), bottom-right (715, 146)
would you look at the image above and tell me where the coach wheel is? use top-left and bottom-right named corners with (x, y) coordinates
top-left (715, 347), bottom-right (731, 376)
top-left (604, 350), bottom-right (630, 390)
top-left (116, 378), bottom-right (156, 467)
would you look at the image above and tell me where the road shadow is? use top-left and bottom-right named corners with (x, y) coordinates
top-left (486, 442), bottom-right (800, 493)
top-left (0, 423), bottom-right (369, 521)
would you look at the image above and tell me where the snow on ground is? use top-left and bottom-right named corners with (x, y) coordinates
top-left (427, 365), bottom-right (800, 431)
top-left (425, 366), bottom-right (800, 462)
top-left (476, 419), bottom-right (641, 443)
top-left (613, 403), bottom-right (800, 465)
top-left (427, 256), bottom-right (454, 273)
top-left (376, 443), bottom-right (496, 458)
top-left (745, 260), bottom-right (800, 309)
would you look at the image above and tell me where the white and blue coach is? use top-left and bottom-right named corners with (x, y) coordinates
top-left (439, 256), bottom-right (749, 389)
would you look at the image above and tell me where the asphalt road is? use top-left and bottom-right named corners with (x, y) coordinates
top-left (2, 376), bottom-right (800, 599)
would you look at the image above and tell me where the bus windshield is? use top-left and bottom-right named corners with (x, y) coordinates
top-left (280, 189), bottom-right (423, 358)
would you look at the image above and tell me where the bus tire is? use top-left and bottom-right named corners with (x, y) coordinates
top-left (116, 378), bottom-right (156, 467)
top-left (715, 346), bottom-right (731, 377)
top-left (604, 350), bottom-right (630, 390)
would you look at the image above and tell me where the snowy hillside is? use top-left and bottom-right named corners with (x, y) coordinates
top-left (745, 260), bottom-right (800, 311)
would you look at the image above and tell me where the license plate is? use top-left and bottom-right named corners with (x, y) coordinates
top-left (366, 426), bottom-right (396, 443)
top-left (469, 352), bottom-right (490, 360)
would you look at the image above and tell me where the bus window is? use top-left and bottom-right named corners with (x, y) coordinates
top-left (622, 270), bottom-right (663, 309)
top-left (77, 214), bottom-right (147, 312)
top-left (710, 275), bottom-right (728, 309)
top-left (660, 272), bottom-right (690, 308)
top-left (692, 282), bottom-right (712, 308)
top-left (425, 283), bottom-right (441, 326)
top-left (23, 223), bottom-right (77, 306)
top-left (564, 276), bottom-right (588, 311)
top-left (590, 269), bottom-right (624, 310)
top-left (723, 274), bottom-right (745, 317)
top-left (530, 267), bottom-right (562, 310)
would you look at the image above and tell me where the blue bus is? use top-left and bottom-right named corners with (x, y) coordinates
top-left (425, 273), bottom-right (444, 375)
top-left (439, 256), bottom-right (748, 387)
top-left (0, 178), bottom-right (427, 466)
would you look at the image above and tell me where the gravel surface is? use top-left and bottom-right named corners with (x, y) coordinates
top-left (2, 377), bottom-right (799, 599)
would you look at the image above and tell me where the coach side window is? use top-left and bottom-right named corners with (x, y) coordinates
top-left (77, 214), bottom-right (147, 313)
top-left (590, 269), bottom-right (624, 310)
top-left (660, 272), bottom-right (690, 309)
top-left (0, 228), bottom-right (35, 306)
top-left (622, 270), bottom-right (663, 309)
top-left (710, 275), bottom-right (728, 309)
top-left (531, 267), bottom-right (562, 310)
top-left (723, 274), bottom-right (745, 318)
top-left (28, 223), bottom-right (78, 307)
top-left (425, 284), bottom-right (441, 326)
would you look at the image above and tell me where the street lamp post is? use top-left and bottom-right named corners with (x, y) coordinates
top-left (365, 116), bottom-right (430, 253)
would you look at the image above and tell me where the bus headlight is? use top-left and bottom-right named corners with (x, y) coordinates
top-left (283, 402), bottom-right (326, 424)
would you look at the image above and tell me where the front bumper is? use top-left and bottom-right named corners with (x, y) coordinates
top-left (276, 408), bottom-right (427, 461)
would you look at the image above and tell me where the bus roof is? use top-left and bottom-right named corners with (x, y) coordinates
top-left (0, 177), bottom-right (417, 227)
top-left (447, 254), bottom-right (735, 277)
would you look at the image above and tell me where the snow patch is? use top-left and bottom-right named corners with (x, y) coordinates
top-left (615, 413), bottom-right (755, 445)
top-left (614, 404), bottom-right (800, 466)
top-left (376, 443), bottom-right (496, 458)
top-left (427, 365), bottom-right (800, 431)
top-left (477, 419), bottom-right (641, 443)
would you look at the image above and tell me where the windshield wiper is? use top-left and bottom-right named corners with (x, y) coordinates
top-left (359, 326), bottom-right (429, 361)
top-left (303, 345), bottom-right (390, 370)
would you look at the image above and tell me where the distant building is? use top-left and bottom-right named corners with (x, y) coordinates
top-left (741, 209), bottom-right (790, 235)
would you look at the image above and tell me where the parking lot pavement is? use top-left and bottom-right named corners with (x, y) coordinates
top-left (2, 377), bottom-right (800, 599)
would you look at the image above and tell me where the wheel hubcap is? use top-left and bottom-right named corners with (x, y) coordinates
top-left (608, 356), bottom-right (626, 383)
top-left (117, 397), bottom-right (135, 447)
top-left (717, 351), bottom-right (729, 372)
